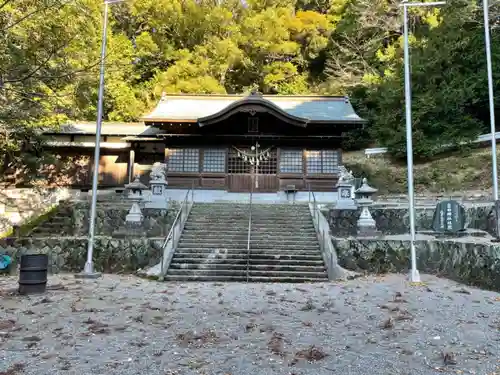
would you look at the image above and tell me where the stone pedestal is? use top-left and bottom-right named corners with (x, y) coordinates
top-left (145, 163), bottom-right (169, 210)
top-left (335, 181), bottom-right (357, 210)
top-left (145, 179), bottom-right (169, 210)
top-left (356, 202), bottom-right (378, 236)
top-left (126, 202), bottom-right (143, 224)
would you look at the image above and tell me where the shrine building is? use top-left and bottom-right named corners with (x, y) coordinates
top-left (42, 92), bottom-right (365, 195)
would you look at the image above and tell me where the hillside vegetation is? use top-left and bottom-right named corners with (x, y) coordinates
top-left (344, 147), bottom-right (498, 195)
top-left (1, 0), bottom-right (500, 181)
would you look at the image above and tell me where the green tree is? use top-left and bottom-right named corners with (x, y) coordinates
top-left (368, 1), bottom-right (500, 159)
top-left (0, 0), bottom-right (101, 177)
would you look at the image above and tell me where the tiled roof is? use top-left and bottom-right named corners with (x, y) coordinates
top-left (142, 94), bottom-right (364, 123)
top-left (50, 122), bottom-right (161, 136)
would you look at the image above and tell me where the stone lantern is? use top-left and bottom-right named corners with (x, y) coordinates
top-left (354, 178), bottom-right (378, 236)
top-left (123, 176), bottom-right (148, 226)
top-left (124, 176), bottom-right (148, 200)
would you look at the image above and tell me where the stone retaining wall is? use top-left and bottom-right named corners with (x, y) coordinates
top-left (33, 201), bottom-right (178, 237)
top-left (326, 205), bottom-right (496, 237)
top-left (332, 237), bottom-right (500, 291)
top-left (0, 237), bottom-right (164, 274)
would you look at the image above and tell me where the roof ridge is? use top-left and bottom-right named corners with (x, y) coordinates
top-left (67, 121), bottom-right (145, 126)
top-left (159, 94), bottom-right (347, 101)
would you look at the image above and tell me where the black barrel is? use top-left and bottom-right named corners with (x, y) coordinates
top-left (18, 254), bottom-right (48, 295)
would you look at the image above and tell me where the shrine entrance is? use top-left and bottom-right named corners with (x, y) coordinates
top-left (227, 143), bottom-right (278, 192)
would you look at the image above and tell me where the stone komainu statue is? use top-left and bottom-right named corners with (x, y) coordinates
top-left (150, 162), bottom-right (167, 181)
top-left (338, 165), bottom-right (354, 183)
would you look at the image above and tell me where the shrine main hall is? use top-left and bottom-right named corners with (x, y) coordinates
top-left (43, 92), bottom-right (365, 195)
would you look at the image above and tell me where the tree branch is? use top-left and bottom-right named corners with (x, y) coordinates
top-left (3, 32), bottom-right (79, 84)
top-left (0, 0), bottom-right (13, 11)
top-left (2, 0), bottom-right (73, 32)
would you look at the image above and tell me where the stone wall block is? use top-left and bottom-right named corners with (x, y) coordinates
top-left (333, 237), bottom-right (500, 291)
top-left (327, 205), bottom-right (499, 237)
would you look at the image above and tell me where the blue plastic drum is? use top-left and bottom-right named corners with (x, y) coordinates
top-left (0, 254), bottom-right (12, 270)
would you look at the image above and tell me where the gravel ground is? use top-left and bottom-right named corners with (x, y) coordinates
top-left (0, 274), bottom-right (499, 375)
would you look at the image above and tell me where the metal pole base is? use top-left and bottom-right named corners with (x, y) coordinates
top-left (75, 262), bottom-right (102, 279)
top-left (408, 268), bottom-right (421, 283)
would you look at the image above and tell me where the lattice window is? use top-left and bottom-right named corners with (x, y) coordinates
top-left (306, 150), bottom-right (339, 174)
top-left (167, 148), bottom-right (200, 173)
top-left (322, 150), bottom-right (338, 173)
top-left (203, 149), bottom-right (226, 173)
top-left (184, 149), bottom-right (199, 172)
top-left (228, 148), bottom-right (251, 174)
top-left (228, 147), bottom-right (277, 174)
top-left (279, 149), bottom-right (303, 173)
top-left (167, 149), bottom-right (183, 172)
top-left (306, 151), bottom-right (322, 173)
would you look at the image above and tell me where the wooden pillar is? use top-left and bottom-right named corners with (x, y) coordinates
top-left (128, 147), bottom-right (135, 183)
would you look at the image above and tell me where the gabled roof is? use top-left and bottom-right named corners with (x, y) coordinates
top-left (46, 122), bottom-right (161, 136)
top-left (142, 93), bottom-right (365, 124)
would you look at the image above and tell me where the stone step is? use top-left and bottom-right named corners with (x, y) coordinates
top-left (178, 237), bottom-right (318, 244)
top-left (183, 225), bottom-right (315, 231)
top-left (181, 229), bottom-right (317, 236)
top-left (32, 228), bottom-right (70, 234)
top-left (190, 210), bottom-right (311, 217)
top-left (191, 210), bottom-right (311, 214)
top-left (34, 222), bottom-right (70, 228)
top-left (179, 234), bottom-right (318, 241)
top-left (186, 219), bottom-right (313, 226)
top-left (31, 228), bottom-right (72, 234)
top-left (169, 263), bottom-right (326, 272)
top-left (177, 243), bottom-right (320, 250)
top-left (190, 209), bottom-right (311, 214)
top-left (166, 269), bottom-right (327, 278)
top-left (183, 224), bottom-right (315, 230)
top-left (162, 275), bottom-right (327, 283)
top-left (191, 204), bottom-right (309, 208)
top-left (191, 214), bottom-right (312, 218)
top-left (174, 249), bottom-right (323, 256)
top-left (164, 275), bottom-right (248, 282)
top-left (172, 252), bottom-right (324, 260)
top-left (192, 203), bottom-right (309, 208)
top-left (170, 257), bottom-right (325, 265)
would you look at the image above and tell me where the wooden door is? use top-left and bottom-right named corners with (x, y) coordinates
top-left (227, 147), bottom-right (278, 192)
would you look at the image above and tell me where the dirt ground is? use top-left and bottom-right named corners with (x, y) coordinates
top-left (0, 274), bottom-right (499, 375)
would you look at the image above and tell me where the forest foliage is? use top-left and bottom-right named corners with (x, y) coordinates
top-left (1, 0), bottom-right (500, 171)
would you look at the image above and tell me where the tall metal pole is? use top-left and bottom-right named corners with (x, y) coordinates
top-left (483, 0), bottom-right (498, 201)
top-left (401, 0), bottom-right (445, 282)
top-left (402, 2), bottom-right (420, 283)
top-left (78, 1), bottom-right (110, 278)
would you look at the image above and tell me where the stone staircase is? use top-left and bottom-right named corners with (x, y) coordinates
top-left (29, 204), bottom-right (74, 237)
top-left (29, 196), bottom-right (134, 237)
top-left (165, 203), bottom-right (328, 282)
